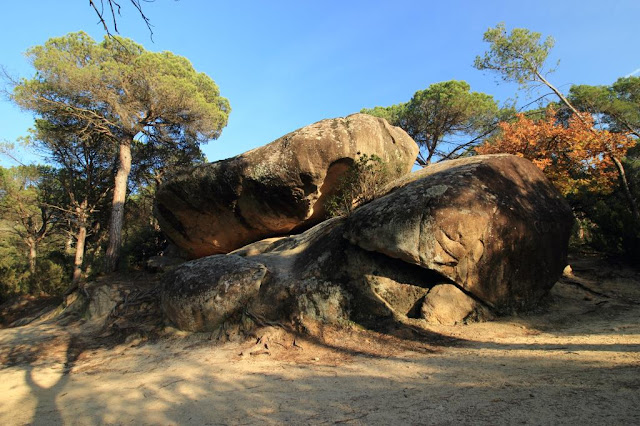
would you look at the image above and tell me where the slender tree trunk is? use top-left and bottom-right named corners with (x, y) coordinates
top-left (535, 71), bottom-right (581, 117)
top-left (72, 224), bottom-right (87, 283)
top-left (72, 203), bottom-right (89, 283)
top-left (27, 238), bottom-right (37, 274)
top-left (104, 139), bottom-right (132, 272)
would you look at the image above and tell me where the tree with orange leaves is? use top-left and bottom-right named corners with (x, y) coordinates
top-left (476, 108), bottom-right (635, 196)
top-left (475, 23), bottom-right (639, 224)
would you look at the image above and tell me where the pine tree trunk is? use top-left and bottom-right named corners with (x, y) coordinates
top-left (72, 224), bottom-right (87, 283)
top-left (72, 204), bottom-right (88, 283)
top-left (27, 239), bottom-right (37, 274)
top-left (104, 140), bottom-right (132, 272)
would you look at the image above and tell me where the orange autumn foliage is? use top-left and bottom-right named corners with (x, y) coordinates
top-left (475, 109), bottom-right (635, 195)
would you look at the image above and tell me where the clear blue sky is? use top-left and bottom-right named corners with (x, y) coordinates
top-left (1, 0), bottom-right (639, 166)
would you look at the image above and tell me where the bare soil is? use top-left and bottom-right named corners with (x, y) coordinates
top-left (1, 254), bottom-right (639, 425)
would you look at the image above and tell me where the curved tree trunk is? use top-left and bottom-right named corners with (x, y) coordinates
top-left (104, 139), bottom-right (132, 272)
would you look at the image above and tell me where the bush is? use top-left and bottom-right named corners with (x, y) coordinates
top-left (326, 154), bottom-right (402, 217)
top-left (568, 187), bottom-right (640, 262)
top-left (29, 259), bottom-right (68, 296)
top-left (0, 267), bottom-right (30, 302)
top-left (0, 259), bottom-right (68, 302)
top-left (120, 225), bottom-right (166, 271)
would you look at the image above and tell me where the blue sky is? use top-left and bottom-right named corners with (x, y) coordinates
top-left (1, 0), bottom-right (639, 166)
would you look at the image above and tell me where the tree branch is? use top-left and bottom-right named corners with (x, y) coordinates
top-left (89, 0), bottom-right (155, 40)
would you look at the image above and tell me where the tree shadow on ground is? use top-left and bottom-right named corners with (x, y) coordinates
top-left (3, 331), bottom-right (638, 425)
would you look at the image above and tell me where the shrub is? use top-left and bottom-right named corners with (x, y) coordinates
top-left (0, 267), bottom-right (30, 302)
top-left (326, 154), bottom-right (401, 217)
top-left (29, 259), bottom-right (68, 296)
top-left (120, 225), bottom-right (166, 271)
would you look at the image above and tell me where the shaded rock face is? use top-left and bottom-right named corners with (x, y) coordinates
top-left (160, 154), bottom-right (573, 332)
top-left (232, 218), bottom-right (356, 323)
top-left (232, 218), bottom-right (455, 326)
top-left (344, 154), bottom-right (574, 313)
top-left (162, 255), bottom-right (268, 332)
top-left (155, 114), bottom-right (418, 258)
top-left (162, 218), bottom-right (454, 332)
top-left (87, 285), bottom-right (121, 320)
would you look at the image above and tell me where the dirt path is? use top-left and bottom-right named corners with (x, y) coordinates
top-left (1, 256), bottom-right (639, 425)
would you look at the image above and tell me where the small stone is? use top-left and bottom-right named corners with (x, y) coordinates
top-left (563, 264), bottom-right (573, 277)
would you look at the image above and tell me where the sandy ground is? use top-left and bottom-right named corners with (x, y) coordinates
top-left (1, 255), bottom-right (639, 425)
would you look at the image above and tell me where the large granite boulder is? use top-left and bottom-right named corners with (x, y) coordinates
top-left (160, 154), bottom-right (574, 332)
top-left (155, 114), bottom-right (418, 258)
top-left (162, 219), bottom-right (358, 332)
top-left (344, 154), bottom-right (574, 313)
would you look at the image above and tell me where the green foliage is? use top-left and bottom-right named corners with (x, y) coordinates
top-left (405, 81), bottom-right (499, 163)
top-left (0, 233), bottom-right (30, 301)
top-left (12, 31), bottom-right (232, 271)
top-left (569, 77), bottom-right (640, 136)
top-left (362, 80), bottom-right (500, 165)
top-left (361, 104), bottom-right (405, 127)
top-left (570, 197), bottom-right (640, 260)
top-left (0, 233), bottom-right (70, 301)
top-left (29, 259), bottom-right (68, 296)
top-left (120, 225), bottom-right (165, 271)
top-left (0, 269), bottom-right (30, 302)
top-left (0, 165), bottom-right (62, 271)
top-left (474, 22), bottom-right (556, 89)
top-left (13, 31), bottom-right (230, 149)
top-left (119, 188), bottom-right (165, 270)
top-left (326, 154), bottom-right (400, 217)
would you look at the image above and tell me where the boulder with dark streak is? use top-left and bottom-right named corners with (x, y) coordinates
top-left (155, 114), bottom-right (418, 258)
